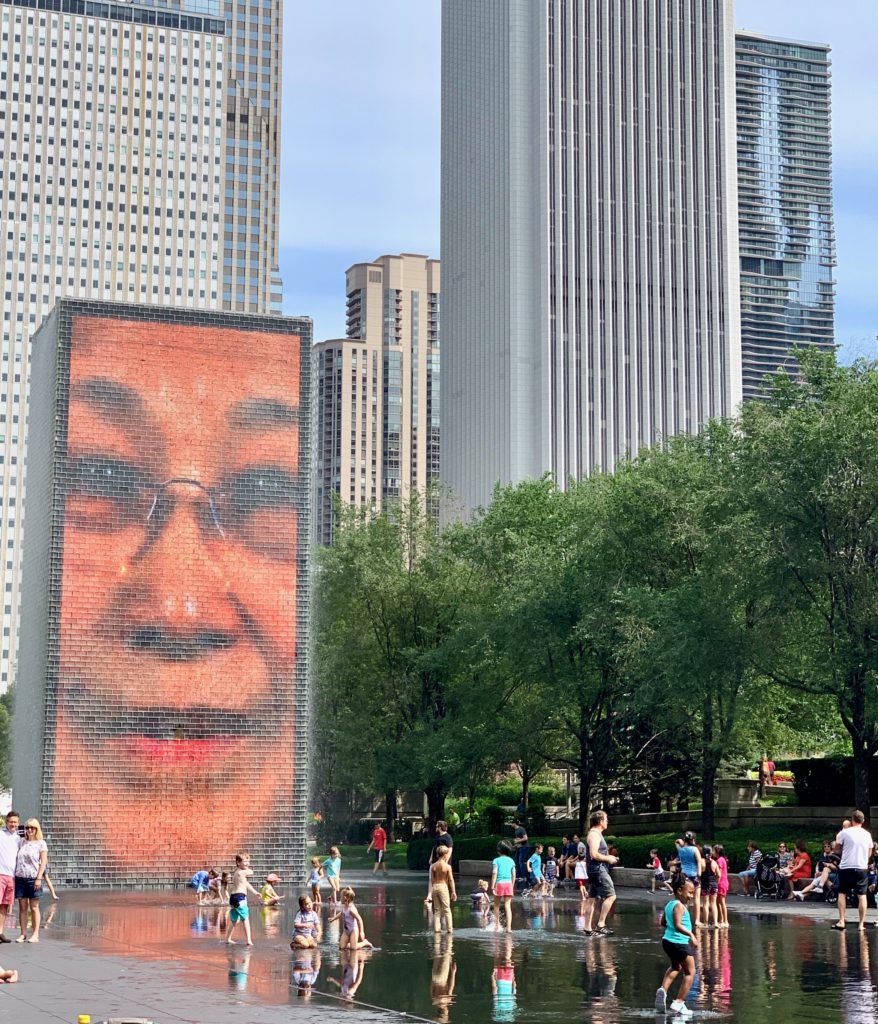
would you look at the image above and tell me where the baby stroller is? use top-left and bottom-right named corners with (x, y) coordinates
top-left (755, 854), bottom-right (783, 899)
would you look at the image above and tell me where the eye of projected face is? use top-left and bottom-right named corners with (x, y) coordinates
top-left (65, 455), bottom-right (150, 531)
top-left (65, 456), bottom-right (297, 561)
top-left (219, 466), bottom-right (298, 563)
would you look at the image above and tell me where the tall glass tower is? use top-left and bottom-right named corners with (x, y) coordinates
top-left (736, 32), bottom-right (835, 399)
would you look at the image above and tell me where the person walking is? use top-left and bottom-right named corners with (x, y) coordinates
top-left (512, 820), bottom-right (530, 889)
top-left (655, 876), bottom-right (699, 1017)
top-left (0, 812), bottom-right (21, 944)
top-left (582, 810), bottom-right (618, 936)
top-left (367, 822), bottom-right (388, 874)
top-left (15, 820), bottom-right (48, 943)
top-left (833, 810), bottom-right (873, 932)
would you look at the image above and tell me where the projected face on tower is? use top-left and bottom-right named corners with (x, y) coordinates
top-left (54, 316), bottom-right (302, 875)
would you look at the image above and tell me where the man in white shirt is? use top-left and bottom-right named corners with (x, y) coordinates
top-left (834, 809), bottom-right (873, 931)
top-left (0, 811), bottom-right (22, 942)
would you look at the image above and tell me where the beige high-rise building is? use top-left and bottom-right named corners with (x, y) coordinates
top-left (0, 0), bottom-right (284, 687)
top-left (314, 254), bottom-right (440, 544)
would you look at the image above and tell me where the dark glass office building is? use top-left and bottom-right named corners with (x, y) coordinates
top-left (736, 32), bottom-right (836, 399)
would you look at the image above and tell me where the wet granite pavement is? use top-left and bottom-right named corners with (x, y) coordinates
top-left (0, 870), bottom-right (873, 1023)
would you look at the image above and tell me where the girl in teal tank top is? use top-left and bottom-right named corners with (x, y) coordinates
top-left (655, 877), bottom-right (698, 1017)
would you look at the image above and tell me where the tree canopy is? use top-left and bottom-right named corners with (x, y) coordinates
top-left (314, 352), bottom-right (876, 835)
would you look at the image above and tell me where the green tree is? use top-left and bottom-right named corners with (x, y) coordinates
top-left (314, 498), bottom-right (474, 831)
top-left (740, 351), bottom-right (878, 812)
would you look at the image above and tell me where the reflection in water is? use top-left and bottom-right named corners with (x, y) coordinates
top-left (491, 933), bottom-right (516, 1022)
top-left (579, 936), bottom-right (618, 1024)
top-left (329, 947), bottom-right (371, 1002)
top-left (39, 882), bottom-right (878, 1021)
top-left (839, 932), bottom-right (878, 1023)
top-left (291, 947), bottom-right (321, 1000)
top-left (227, 947), bottom-right (250, 991)
top-left (431, 934), bottom-right (456, 1022)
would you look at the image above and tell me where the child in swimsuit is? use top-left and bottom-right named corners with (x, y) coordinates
top-left (260, 873), bottom-right (283, 907)
top-left (307, 857), bottom-right (324, 905)
top-left (330, 886), bottom-right (373, 949)
top-left (226, 852), bottom-right (261, 947)
top-left (322, 846), bottom-right (342, 904)
top-left (291, 894), bottom-right (322, 949)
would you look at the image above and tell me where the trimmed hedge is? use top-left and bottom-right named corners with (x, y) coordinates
top-left (791, 756), bottom-right (878, 807)
top-left (410, 825), bottom-right (838, 873)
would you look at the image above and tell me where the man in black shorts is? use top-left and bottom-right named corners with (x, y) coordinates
top-left (834, 810), bottom-right (873, 931)
top-left (583, 810), bottom-right (619, 935)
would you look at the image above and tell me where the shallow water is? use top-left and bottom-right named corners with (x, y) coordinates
top-left (45, 874), bottom-right (878, 1022)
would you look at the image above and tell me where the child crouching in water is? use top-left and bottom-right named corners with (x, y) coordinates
top-left (291, 894), bottom-right (322, 948)
top-left (470, 878), bottom-right (491, 917)
top-left (260, 873), bottom-right (284, 907)
top-left (330, 887), bottom-right (373, 949)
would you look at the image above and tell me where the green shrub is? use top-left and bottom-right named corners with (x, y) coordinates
top-left (606, 827), bottom-right (833, 873)
top-left (483, 805), bottom-right (506, 834)
top-left (407, 826), bottom-right (836, 873)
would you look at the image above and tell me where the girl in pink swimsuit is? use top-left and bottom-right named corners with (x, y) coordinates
top-left (330, 887), bottom-right (373, 950)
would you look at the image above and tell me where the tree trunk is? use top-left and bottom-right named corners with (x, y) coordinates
top-left (846, 669), bottom-right (873, 817)
top-left (522, 772), bottom-right (530, 811)
top-left (700, 696), bottom-right (716, 839)
top-left (852, 740), bottom-right (872, 818)
top-left (701, 761), bottom-right (717, 840)
top-left (425, 783), bottom-right (446, 834)
top-left (384, 789), bottom-right (398, 843)
top-left (577, 745), bottom-right (592, 832)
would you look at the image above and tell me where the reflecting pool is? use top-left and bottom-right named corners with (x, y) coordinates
top-left (44, 873), bottom-right (878, 1022)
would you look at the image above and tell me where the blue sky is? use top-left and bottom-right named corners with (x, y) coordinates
top-left (280, 2), bottom-right (876, 361)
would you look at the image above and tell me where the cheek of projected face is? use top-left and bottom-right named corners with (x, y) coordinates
top-left (53, 318), bottom-right (302, 874)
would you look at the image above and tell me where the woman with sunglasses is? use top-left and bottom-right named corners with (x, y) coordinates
top-left (15, 820), bottom-right (48, 943)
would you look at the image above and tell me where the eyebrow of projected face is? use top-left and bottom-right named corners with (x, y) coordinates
top-left (71, 377), bottom-right (299, 436)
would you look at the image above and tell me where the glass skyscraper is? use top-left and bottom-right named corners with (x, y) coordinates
top-left (736, 32), bottom-right (835, 399)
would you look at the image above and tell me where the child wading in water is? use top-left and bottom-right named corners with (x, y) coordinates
top-left (323, 846), bottom-right (342, 905)
top-left (655, 876), bottom-right (699, 1017)
top-left (227, 852), bottom-right (261, 946)
top-left (430, 844), bottom-right (457, 933)
top-left (491, 841), bottom-right (517, 932)
top-left (307, 856), bottom-right (324, 905)
top-left (714, 844), bottom-right (730, 928)
top-left (330, 887), bottom-right (373, 949)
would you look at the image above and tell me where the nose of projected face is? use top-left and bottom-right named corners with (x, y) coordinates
top-left (122, 479), bottom-right (242, 661)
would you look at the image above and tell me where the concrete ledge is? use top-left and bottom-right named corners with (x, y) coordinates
top-left (457, 860), bottom-right (817, 897)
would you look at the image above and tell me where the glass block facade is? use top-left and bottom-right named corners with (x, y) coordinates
top-left (14, 301), bottom-right (310, 885)
top-left (736, 32), bottom-right (835, 399)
